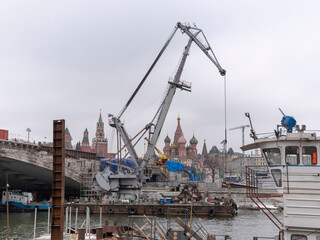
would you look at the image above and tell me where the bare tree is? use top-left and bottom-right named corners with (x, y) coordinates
top-left (206, 153), bottom-right (224, 182)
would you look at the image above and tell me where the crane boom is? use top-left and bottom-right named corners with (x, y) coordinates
top-left (141, 23), bottom-right (226, 173)
top-left (145, 137), bottom-right (167, 160)
top-left (177, 22), bottom-right (226, 76)
top-left (117, 27), bottom-right (179, 119)
top-left (109, 117), bottom-right (139, 170)
top-left (140, 38), bottom-right (194, 174)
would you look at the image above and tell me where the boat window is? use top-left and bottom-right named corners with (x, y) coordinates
top-left (285, 146), bottom-right (299, 165)
top-left (291, 234), bottom-right (307, 240)
top-left (271, 169), bottom-right (282, 187)
top-left (262, 148), bottom-right (281, 165)
top-left (302, 146), bottom-right (317, 165)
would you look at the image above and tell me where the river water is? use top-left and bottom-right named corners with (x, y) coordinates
top-left (0, 209), bottom-right (281, 240)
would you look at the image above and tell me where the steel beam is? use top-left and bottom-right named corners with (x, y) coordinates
top-left (51, 119), bottom-right (65, 240)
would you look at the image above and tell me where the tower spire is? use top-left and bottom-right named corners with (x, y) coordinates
top-left (99, 109), bottom-right (103, 123)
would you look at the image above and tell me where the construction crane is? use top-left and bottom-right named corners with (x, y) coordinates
top-left (229, 125), bottom-right (250, 152)
top-left (92, 22), bottom-right (226, 201)
top-left (229, 125), bottom-right (249, 179)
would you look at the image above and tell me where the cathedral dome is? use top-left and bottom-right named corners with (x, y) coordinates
top-left (189, 135), bottom-right (198, 145)
top-left (178, 135), bottom-right (187, 144)
top-left (170, 143), bottom-right (177, 149)
top-left (164, 135), bottom-right (171, 143)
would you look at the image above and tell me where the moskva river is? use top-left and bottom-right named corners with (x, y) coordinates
top-left (0, 209), bottom-right (281, 240)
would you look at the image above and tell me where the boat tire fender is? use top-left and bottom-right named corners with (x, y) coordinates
top-left (107, 207), bottom-right (114, 214)
top-left (157, 207), bottom-right (164, 215)
top-left (230, 199), bottom-right (238, 211)
top-left (231, 206), bottom-right (236, 216)
top-left (128, 207), bottom-right (137, 215)
top-left (208, 208), bottom-right (216, 217)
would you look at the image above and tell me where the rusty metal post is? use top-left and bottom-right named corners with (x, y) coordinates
top-left (51, 120), bottom-right (66, 240)
top-left (78, 228), bottom-right (86, 240)
top-left (6, 173), bottom-right (9, 240)
top-left (96, 227), bottom-right (103, 240)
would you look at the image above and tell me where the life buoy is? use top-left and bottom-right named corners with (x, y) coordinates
top-left (157, 207), bottom-right (164, 215)
top-left (107, 207), bottom-right (114, 214)
top-left (128, 207), bottom-right (137, 215)
top-left (208, 208), bottom-right (216, 217)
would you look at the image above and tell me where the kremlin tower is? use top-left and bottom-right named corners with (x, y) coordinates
top-left (92, 110), bottom-right (108, 158)
top-left (80, 128), bottom-right (91, 152)
top-left (65, 126), bottom-right (73, 149)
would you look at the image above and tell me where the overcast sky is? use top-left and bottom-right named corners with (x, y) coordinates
top-left (1, 1), bottom-right (320, 155)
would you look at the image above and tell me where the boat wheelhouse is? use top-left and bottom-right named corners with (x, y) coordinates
top-left (242, 120), bottom-right (320, 240)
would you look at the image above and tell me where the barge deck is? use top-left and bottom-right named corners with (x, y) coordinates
top-left (66, 202), bottom-right (236, 217)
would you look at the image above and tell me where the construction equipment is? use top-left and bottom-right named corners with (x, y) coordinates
top-left (177, 184), bottom-right (202, 202)
top-left (92, 22), bottom-right (225, 201)
top-left (144, 137), bottom-right (168, 166)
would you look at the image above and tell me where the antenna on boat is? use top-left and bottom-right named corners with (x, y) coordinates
top-left (245, 112), bottom-right (257, 140)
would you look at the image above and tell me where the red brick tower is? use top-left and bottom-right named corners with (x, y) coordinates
top-left (80, 128), bottom-right (91, 152)
top-left (201, 139), bottom-right (209, 167)
top-left (65, 127), bottom-right (73, 149)
top-left (92, 111), bottom-right (108, 158)
top-left (163, 135), bottom-right (171, 157)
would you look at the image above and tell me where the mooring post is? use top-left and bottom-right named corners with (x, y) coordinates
top-left (96, 227), bottom-right (103, 240)
top-left (6, 173), bottom-right (9, 240)
top-left (65, 206), bottom-right (69, 234)
top-left (100, 206), bottom-right (102, 227)
top-left (78, 228), bottom-right (86, 240)
top-left (51, 119), bottom-right (66, 240)
top-left (75, 207), bottom-right (78, 232)
top-left (47, 207), bottom-right (51, 234)
top-left (69, 206), bottom-right (72, 236)
top-left (33, 207), bottom-right (37, 239)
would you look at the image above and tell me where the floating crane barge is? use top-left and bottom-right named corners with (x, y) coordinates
top-left (65, 202), bottom-right (235, 217)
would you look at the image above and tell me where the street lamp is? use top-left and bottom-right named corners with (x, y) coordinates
top-left (26, 128), bottom-right (31, 142)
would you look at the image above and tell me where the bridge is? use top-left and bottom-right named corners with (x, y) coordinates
top-left (0, 139), bottom-right (100, 200)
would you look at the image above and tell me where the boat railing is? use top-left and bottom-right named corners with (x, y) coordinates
top-left (245, 165), bottom-right (282, 198)
top-left (246, 165), bottom-right (283, 230)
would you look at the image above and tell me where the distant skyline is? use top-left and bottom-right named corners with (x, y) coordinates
top-left (2, 1), bottom-right (320, 156)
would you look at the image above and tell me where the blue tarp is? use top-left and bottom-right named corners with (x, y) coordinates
top-left (166, 161), bottom-right (184, 172)
top-left (183, 165), bottom-right (199, 181)
top-left (100, 158), bottom-right (199, 181)
top-left (100, 158), bottom-right (137, 172)
top-left (189, 172), bottom-right (199, 181)
top-left (166, 161), bottom-right (198, 181)
top-left (183, 165), bottom-right (196, 173)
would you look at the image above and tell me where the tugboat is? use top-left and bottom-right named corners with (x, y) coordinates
top-left (242, 110), bottom-right (320, 240)
top-left (0, 190), bottom-right (51, 211)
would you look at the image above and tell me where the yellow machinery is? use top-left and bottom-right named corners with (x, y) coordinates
top-left (144, 137), bottom-right (168, 165)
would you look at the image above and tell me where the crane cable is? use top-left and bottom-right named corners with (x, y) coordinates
top-left (224, 74), bottom-right (227, 176)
